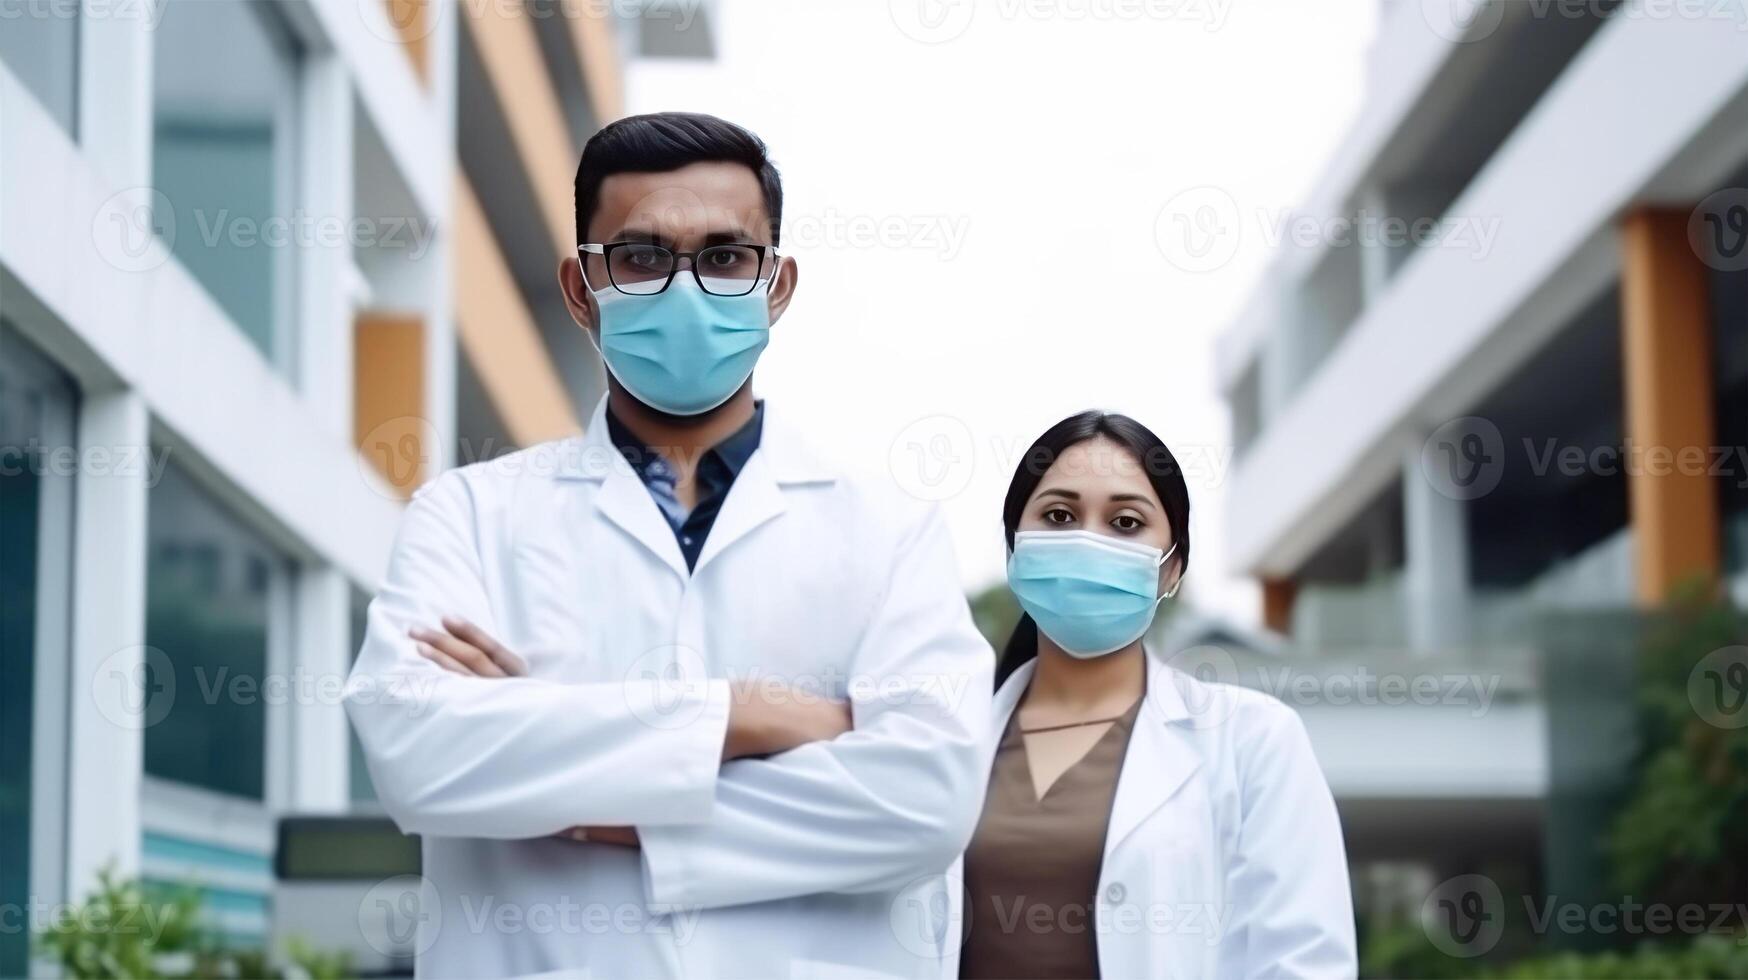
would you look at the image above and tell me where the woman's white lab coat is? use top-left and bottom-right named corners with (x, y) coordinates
top-left (932, 651), bottom-right (1357, 978)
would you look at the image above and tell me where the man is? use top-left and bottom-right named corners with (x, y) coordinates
top-left (345, 112), bottom-right (993, 978)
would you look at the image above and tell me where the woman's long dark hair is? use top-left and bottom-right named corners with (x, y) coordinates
top-left (995, 411), bottom-right (1192, 688)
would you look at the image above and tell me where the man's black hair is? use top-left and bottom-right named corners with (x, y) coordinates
top-left (573, 111), bottom-right (784, 247)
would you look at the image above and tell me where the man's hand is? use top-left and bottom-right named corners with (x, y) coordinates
top-left (722, 679), bottom-right (853, 759)
top-left (413, 618), bottom-right (854, 761)
top-left (410, 616), bottom-right (853, 843)
top-left (559, 826), bottom-right (640, 847)
top-left (413, 619), bottom-right (634, 845)
top-left (410, 617), bottom-right (527, 677)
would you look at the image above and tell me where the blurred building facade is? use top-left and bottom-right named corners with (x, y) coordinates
top-left (0, 0), bottom-right (715, 970)
top-left (1218, 0), bottom-right (1748, 931)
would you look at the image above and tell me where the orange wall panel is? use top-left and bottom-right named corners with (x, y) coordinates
top-left (355, 314), bottom-right (429, 498)
top-left (1620, 208), bottom-right (1723, 606)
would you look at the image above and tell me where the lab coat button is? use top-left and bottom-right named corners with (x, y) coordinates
top-left (1105, 882), bottom-right (1126, 903)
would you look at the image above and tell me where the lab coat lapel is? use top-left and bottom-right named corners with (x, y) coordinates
top-left (596, 464), bottom-right (690, 579)
top-left (991, 659), bottom-right (1035, 733)
top-left (1104, 658), bottom-right (1202, 862)
top-left (692, 403), bottom-right (835, 575)
top-left (989, 655), bottom-right (1200, 859)
top-left (557, 398), bottom-right (689, 580)
top-left (942, 662), bottom-right (1032, 967)
top-left (691, 450), bottom-right (785, 574)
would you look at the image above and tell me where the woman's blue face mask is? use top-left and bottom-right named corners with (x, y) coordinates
top-left (1007, 529), bottom-right (1180, 659)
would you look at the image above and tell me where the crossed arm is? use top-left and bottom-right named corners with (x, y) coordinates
top-left (344, 471), bottom-right (993, 908)
top-left (408, 615), bottom-right (850, 846)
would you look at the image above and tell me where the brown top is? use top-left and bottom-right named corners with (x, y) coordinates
top-left (959, 696), bottom-right (1143, 980)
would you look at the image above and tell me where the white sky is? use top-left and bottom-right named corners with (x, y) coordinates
top-left (625, 0), bottom-right (1380, 626)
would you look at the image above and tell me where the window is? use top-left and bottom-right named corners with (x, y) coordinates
top-left (348, 589), bottom-right (377, 805)
top-left (622, 0), bottom-right (717, 59)
top-left (151, 0), bottom-right (300, 368)
top-left (0, 0), bottom-right (79, 134)
top-left (0, 321), bottom-right (76, 976)
top-left (144, 464), bottom-right (291, 801)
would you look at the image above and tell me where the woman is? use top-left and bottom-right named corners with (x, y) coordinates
top-left (946, 410), bottom-right (1355, 979)
top-left (409, 409), bottom-right (1356, 978)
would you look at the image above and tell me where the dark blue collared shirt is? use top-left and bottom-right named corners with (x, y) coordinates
top-left (606, 403), bottom-right (765, 571)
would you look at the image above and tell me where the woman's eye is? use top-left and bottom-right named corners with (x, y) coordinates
top-left (1043, 508), bottom-right (1075, 525)
top-left (1112, 515), bottom-right (1143, 532)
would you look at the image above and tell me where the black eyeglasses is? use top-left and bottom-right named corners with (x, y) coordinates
top-left (578, 242), bottom-right (777, 297)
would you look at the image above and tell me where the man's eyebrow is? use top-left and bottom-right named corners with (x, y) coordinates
top-left (1035, 488), bottom-right (1080, 501)
top-left (703, 227), bottom-right (764, 245)
top-left (606, 227), bottom-right (668, 245)
top-left (600, 227), bottom-right (768, 246)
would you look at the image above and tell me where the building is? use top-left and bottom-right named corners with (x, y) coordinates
top-left (1216, 0), bottom-right (1747, 919)
top-left (1, 0), bottom-right (717, 970)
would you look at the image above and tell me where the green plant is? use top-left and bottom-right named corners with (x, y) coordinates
top-left (35, 868), bottom-right (212, 979)
top-left (1358, 920), bottom-right (1475, 979)
top-left (1606, 588), bottom-right (1747, 904)
top-left (968, 582), bottom-right (1021, 652)
top-left (282, 937), bottom-right (355, 980)
top-left (1476, 932), bottom-right (1748, 979)
top-left (1360, 920), bottom-right (1748, 979)
top-left (1359, 587), bottom-right (1748, 979)
top-left (36, 867), bottom-right (353, 979)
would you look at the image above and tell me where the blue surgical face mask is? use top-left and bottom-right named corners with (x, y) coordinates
top-left (591, 277), bottom-right (772, 417)
top-left (1007, 529), bottom-right (1181, 659)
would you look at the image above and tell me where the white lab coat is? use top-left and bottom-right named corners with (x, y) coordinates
top-left (931, 651), bottom-right (1356, 979)
top-left (345, 397), bottom-right (994, 979)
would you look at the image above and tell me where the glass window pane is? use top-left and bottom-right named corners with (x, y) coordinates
top-left (151, 0), bottom-right (298, 365)
top-left (348, 590), bottom-right (377, 804)
top-left (0, 322), bottom-right (76, 977)
top-left (0, 0), bottom-right (79, 133)
top-left (144, 464), bottom-right (287, 800)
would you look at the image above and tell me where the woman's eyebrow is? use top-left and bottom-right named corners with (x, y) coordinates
top-left (1110, 493), bottom-right (1158, 509)
top-left (1035, 487), bottom-right (1079, 501)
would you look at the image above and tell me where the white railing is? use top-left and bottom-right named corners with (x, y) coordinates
top-left (1291, 570), bottom-right (1409, 651)
top-left (1289, 526), bottom-right (1638, 658)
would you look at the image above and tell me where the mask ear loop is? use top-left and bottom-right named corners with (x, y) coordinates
top-left (1154, 542), bottom-right (1185, 601)
top-left (575, 247), bottom-right (610, 359)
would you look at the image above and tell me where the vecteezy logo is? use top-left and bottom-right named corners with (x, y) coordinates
top-left (1690, 646), bottom-right (1748, 730)
top-left (889, 0), bottom-right (976, 44)
top-left (890, 872), bottom-right (968, 959)
top-left (92, 645), bottom-right (176, 731)
top-left (1158, 645), bottom-right (1240, 730)
top-left (357, 415), bottom-right (439, 499)
top-left (1154, 186), bottom-right (1241, 274)
top-left (361, 0), bottom-right (442, 46)
top-left (1421, 416), bottom-right (1505, 501)
top-left (358, 875), bottom-right (441, 958)
top-left (1689, 189), bottom-right (1748, 273)
top-left (889, 414), bottom-right (976, 502)
top-left (1419, 0), bottom-right (1506, 43)
top-left (91, 186), bottom-right (175, 273)
top-left (1422, 874), bottom-right (1503, 957)
top-left (624, 644), bottom-right (713, 731)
